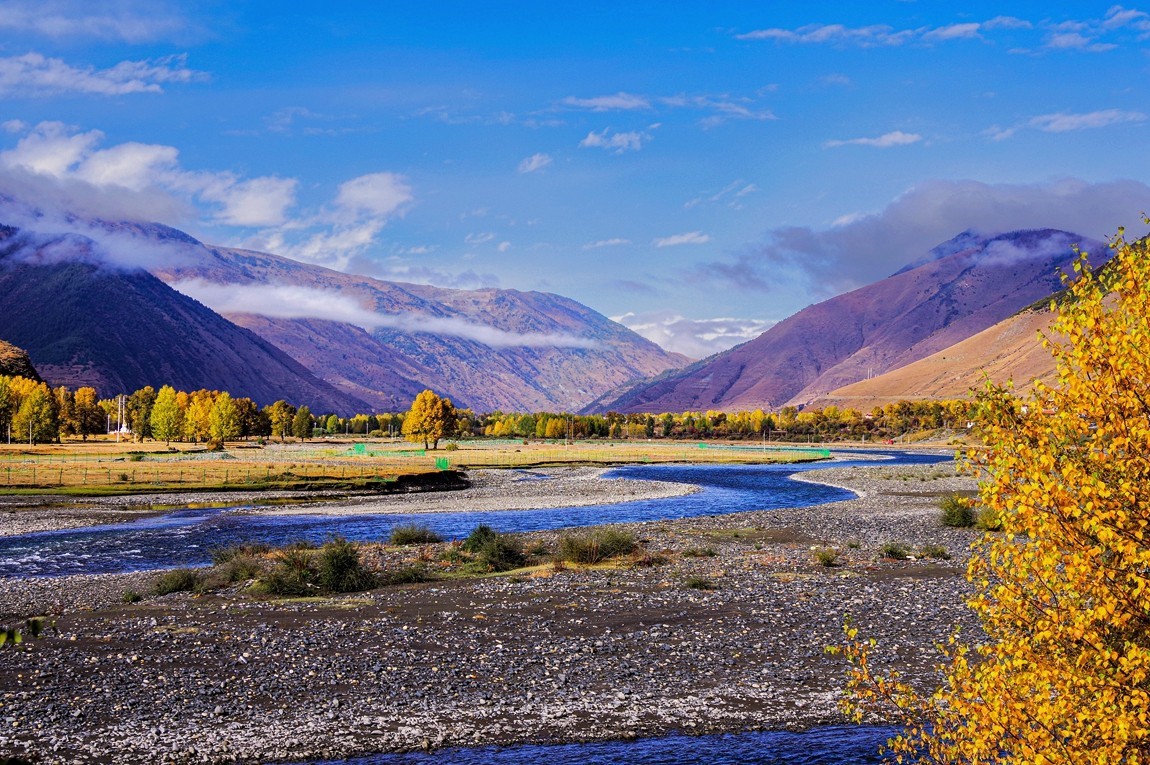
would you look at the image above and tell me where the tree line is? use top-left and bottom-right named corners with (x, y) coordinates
top-left (0, 374), bottom-right (975, 448)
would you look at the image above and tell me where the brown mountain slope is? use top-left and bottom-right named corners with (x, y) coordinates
top-left (591, 229), bottom-right (1103, 413)
top-left (807, 308), bottom-right (1058, 410)
top-left (149, 238), bottom-right (688, 412)
top-left (0, 339), bottom-right (41, 381)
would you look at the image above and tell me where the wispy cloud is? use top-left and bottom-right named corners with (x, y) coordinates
top-left (579, 128), bottom-right (649, 153)
top-left (653, 231), bottom-right (710, 247)
top-left (517, 152), bottom-right (552, 174)
top-left (0, 1), bottom-right (198, 43)
top-left (562, 92), bottom-right (651, 111)
top-left (824, 130), bottom-right (922, 149)
top-left (987, 108), bottom-right (1146, 140)
top-left (170, 280), bottom-right (602, 349)
top-left (1030, 109), bottom-right (1146, 132)
top-left (583, 238), bottom-right (631, 249)
top-left (0, 52), bottom-right (207, 97)
top-left (685, 180), bottom-right (757, 210)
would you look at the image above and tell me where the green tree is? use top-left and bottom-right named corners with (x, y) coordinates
top-left (325, 414), bottom-right (340, 434)
top-left (126, 386), bottom-right (157, 442)
top-left (839, 226), bottom-right (1150, 762)
top-left (150, 385), bottom-right (182, 445)
top-left (208, 391), bottom-right (241, 443)
top-left (291, 405), bottom-right (313, 441)
top-left (402, 389), bottom-right (456, 449)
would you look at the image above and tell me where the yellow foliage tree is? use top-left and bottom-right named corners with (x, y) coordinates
top-left (837, 226), bottom-right (1150, 762)
top-left (402, 389), bottom-right (456, 450)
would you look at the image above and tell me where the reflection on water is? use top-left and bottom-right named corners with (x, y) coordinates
top-left (0, 451), bottom-right (947, 579)
top-left (280, 726), bottom-right (899, 765)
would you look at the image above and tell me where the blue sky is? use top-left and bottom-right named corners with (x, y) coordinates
top-left (2, 1), bottom-right (1150, 357)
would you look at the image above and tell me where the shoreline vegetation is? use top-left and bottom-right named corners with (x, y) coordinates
top-left (0, 451), bottom-right (982, 764)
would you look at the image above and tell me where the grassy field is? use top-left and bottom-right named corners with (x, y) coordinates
top-left (0, 436), bottom-right (832, 495)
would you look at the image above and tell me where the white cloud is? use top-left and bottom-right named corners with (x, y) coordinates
top-left (579, 128), bottom-right (649, 153)
top-left (0, 121), bottom-right (297, 227)
top-left (497, 241), bottom-right (510, 253)
top-left (0, 121), bottom-right (412, 271)
top-left (0, 52), bottom-right (206, 97)
top-left (1, 120), bottom-right (27, 134)
top-left (333, 172), bottom-right (412, 220)
top-left (517, 152), bottom-right (553, 174)
top-left (562, 92), bottom-right (650, 111)
top-left (613, 310), bottom-right (774, 359)
top-left (1044, 31), bottom-right (1116, 51)
top-left (583, 238), bottom-right (631, 249)
top-left (197, 176), bottom-right (299, 227)
top-left (736, 23), bottom-right (917, 46)
top-left (923, 23), bottom-right (982, 41)
top-left (654, 231), bottom-right (710, 247)
top-left (983, 16), bottom-right (1033, 30)
top-left (824, 130), bottom-right (922, 149)
top-left (0, 1), bottom-right (196, 42)
top-left (693, 178), bottom-right (1150, 296)
top-left (1030, 109), bottom-right (1146, 132)
top-left (170, 279), bottom-right (601, 349)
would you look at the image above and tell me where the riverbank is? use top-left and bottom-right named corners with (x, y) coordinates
top-left (0, 459), bottom-right (982, 764)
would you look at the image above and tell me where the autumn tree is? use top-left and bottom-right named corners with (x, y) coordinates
top-left (150, 385), bottom-right (182, 445)
top-left (209, 391), bottom-right (241, 443)
top-left (11, 383), bottom-right (58, 444)
top-left (265, 400), bottom-right (296, 443)
top-left (73, 387), bottom-right (104, 440)
top-left (402, 389), bottom-right (456, 449)
top-left (838, 226), bottom-right (1150, 762)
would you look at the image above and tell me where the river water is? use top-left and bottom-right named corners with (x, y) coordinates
top-left (281, 725), bottom-right (903, 765)
top-left (0, 450), bottom-right (947, 579)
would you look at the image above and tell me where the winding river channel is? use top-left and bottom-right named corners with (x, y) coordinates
top-left (2, 450), bottom-right (949, 763)
top-left (0, 450), bottom-right (946, 579)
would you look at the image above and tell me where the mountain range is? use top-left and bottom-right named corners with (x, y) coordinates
top-left (0, 218), bottom-right (685, 413)
top-left (590, 229), bottom-right (1104, 413)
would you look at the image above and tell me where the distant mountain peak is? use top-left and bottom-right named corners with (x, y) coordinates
top-left (594, 227), bottom-right (1106, 413)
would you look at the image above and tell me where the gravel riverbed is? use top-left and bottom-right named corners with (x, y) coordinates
top-left (0, 459), bottom-right (983, 764)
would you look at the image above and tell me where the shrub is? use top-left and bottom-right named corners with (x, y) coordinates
top-left (813, 547), bottom-right (840, 567)
top-left (378, 565), bottom-right (432, 586)
top-left (153, 568), bottom-right (199, 595)
top-left (919, 543), bottom-right (951, 560)
top-left (261, 567), bottom-right (316, 596)
top-left (939, 493), bottom-right (976, 527)
top-left (682, 547), bottom-right (717, 558)
top-left (318, 536), bottom-right (376, 593)
top-left (459, 524), bottom-right (526, 572)
top-left (388, 523), bottom-right (443, 546)
top-left (557, 529), bottom-right (637, 564)
top-left (881, 541), bottom-right (912, 560)
top-left (218, 554), bottom-right (264, 583)
top-left (122, 590), bottom-right (142, 603)
top-left (475, 534), bottom-right (526, 572)
top-left (461, 524), bottom-right (499, 553)
top-left (685, 576), bottom-right (717, 590)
